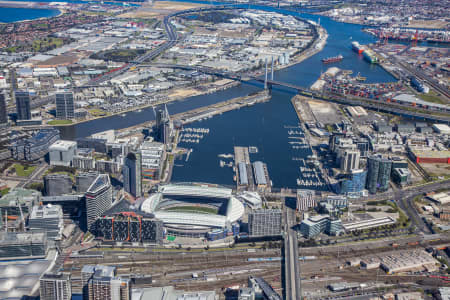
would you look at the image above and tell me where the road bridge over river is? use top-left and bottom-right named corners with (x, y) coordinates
top-left (136, 63), bottom-right (450, 124)
top-left (82, 3), bottom-right (449, 124)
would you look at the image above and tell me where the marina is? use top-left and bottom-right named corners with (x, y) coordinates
top-left (286, 126), bottom-right (327, 189)
top-left (60, 5), bottom-right (397, 189)
top-left (179, 127), bottom-right (210, 144)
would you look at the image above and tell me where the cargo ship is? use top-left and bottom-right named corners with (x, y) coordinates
top-left (321, 54), bottom-right (343, 64)
top-left (362, 49), bottom-right (378, 64)
top-left (351, 41), bottom-right (365, 54)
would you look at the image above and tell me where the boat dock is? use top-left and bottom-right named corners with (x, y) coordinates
top-left (116, 90), bottom-right (271, 137)
top-left (234, 146), bottom-right (255, 191)
top-left (180, 90), bottom-right (271, 125)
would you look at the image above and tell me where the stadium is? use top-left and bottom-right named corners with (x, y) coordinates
top-left (140, 183), bottom-right (245, 237)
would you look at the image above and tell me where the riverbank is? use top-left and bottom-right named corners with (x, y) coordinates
top-left (49, 79), bottom-right (240, 127)
top-left (249, 21), bottom-right (328, 79)
top-left (52, 8), bottom-right (327, 128)
top-left (116, 89), bottom-right (271, 136)
top-left (313, 10), bottom-right (449, 30)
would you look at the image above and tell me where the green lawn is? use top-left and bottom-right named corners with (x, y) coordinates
top-left (418, 90), bottom-right (447, 105)
top-left (48, 119), bottom-right (73, 125)
top-left (1, 188), bottom-right (10, 196)
top-left (88, 109), bottom-right (107, 117)
top-left (165, 206), bottom-right (218, 215)
top-left (13, 164), bottom-right (36, 177)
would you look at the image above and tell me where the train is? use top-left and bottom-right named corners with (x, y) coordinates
top-left (247, 256), bottom-right (316, 262)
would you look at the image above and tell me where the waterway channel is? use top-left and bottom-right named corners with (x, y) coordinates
top-left (59, 2), bottom-right (398, 189)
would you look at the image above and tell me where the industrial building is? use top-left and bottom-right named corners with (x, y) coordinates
top-left (410, 76), bottom-right (429, 93)
top-left (93, 212), bottom-right (164, 244)
top-left (253, 161), bottom-right (266, 186)
top-left (342, 216), bottom-right (396, 232)
top-left (380, 250), bottom-right (437, 274)
top-left (395, 123), bottom-right (415, 134)
top-left (238, 162), bottom-right (248, 186)
top-left (346, 106), bottom-right (367, 117)
top-left (248, 209), bottom-right (282, 237)
top-left (49, 140), bottom-right (77, 167)
top-left (252, 161), bottom-right (270, 191)
top-left (427, 192), bottom-right (450, 205)
top-left (123, 152), bottom-right (142, 198)
top-left (140, 141), bottom-right (165, 180)
top-left (432, 124), bottom-right (450, 135)
top-left (40, 272), bottom-right (72, 300)
top-left (299, 215), bottom-right (343, 238)
top-left (0, 231), bottom-right (48, 259)
top-left (85, 174), bottom-right (113, 231)
top-left (28, 204), bottom-right (64, 240)
top-left (410, 149), bottom-right (450, 164)
top-left (55, 91), bottom-right (74, 120)
top-left (297, 189), bottom-right (315, 211)
top-left (10, 129), bottom-right (60, 161)
top-left (15, 90), bottom-right (31, 120)
top-left (44, 174), bottom-right (73, 196)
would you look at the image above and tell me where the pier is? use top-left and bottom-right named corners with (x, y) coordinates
top-left (234, 146), bottom-right (255, 191)
top-left (117, 90), bottom-right (271, 136)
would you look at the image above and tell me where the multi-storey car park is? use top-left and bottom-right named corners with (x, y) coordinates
top-left (140, 183), bottom-right (245, 238)
top-left (93, 212), bottom-right (164, 244)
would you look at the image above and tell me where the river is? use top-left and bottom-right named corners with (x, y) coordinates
top-left (60, 1), bottom-right (397, 189)
top-left (0, 7), bottom-right (60, 23)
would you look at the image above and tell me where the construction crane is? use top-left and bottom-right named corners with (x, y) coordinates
top-left (412, 29), bottom-right (419, 47)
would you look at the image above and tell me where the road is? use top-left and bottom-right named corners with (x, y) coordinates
top-left (88, 5), bottom-right (242, 85)
top-left (284, 202), bottom-right (301, 300)
top-left (136, 62), bottom-right (450, 123)
top-left (393, 179), bottom-right (450, 233)
top-left (18, 163), bottom-right (49, 188)
top-left (393, 57), bottom-right (450, 100)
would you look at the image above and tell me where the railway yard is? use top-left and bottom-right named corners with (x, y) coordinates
top-left (62, 233), bottom-right (450, 298)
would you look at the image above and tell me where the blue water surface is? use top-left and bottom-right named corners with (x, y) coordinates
top-left (0, 7), bottom-right (60, 23)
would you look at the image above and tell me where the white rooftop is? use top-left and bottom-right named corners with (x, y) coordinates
top-left (49, 140), bottom-right (77, 151)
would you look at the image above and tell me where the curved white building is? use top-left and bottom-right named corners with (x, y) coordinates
top-left (141, 183), bottom-right (244, 236)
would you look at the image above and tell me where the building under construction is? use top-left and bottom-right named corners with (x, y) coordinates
top-left (93, 212), bottom-right (164, 244)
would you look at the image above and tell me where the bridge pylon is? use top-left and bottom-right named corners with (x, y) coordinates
top-left (264, 58), bottom-right (268, 90)
top-left (271, 56), bottom-right (274, 81)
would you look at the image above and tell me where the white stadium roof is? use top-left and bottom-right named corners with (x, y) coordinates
top-left (141, 184), bottom-right (244, 229)
top-left (159, 184), bottom-right (233, 198)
